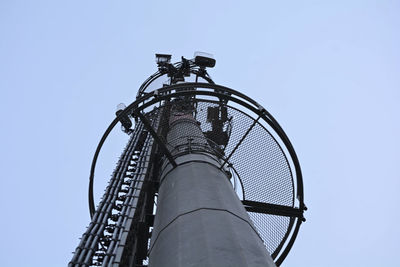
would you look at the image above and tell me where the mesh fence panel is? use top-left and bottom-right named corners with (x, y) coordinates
top-left (229, 118), bottom-right (294, 205)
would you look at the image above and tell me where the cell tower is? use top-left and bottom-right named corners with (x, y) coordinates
top-left (69, 53), bottom-right (306, 267)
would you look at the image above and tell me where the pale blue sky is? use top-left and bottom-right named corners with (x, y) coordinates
top-left (1, 1), bottom-right (399, 266)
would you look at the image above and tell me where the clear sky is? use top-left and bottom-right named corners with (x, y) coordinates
top-left (1, 1), bottom-right (399, 266)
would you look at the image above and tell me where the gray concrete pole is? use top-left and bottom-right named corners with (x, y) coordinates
top-left (148, 110), bottom-right (276, 267)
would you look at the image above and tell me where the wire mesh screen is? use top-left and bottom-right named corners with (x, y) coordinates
top-left (151, 98), bottom-right (296, 258)
top-left (228, 116), bottom-right (294, 206)
top-left (248, 212), bottom-right (292, 255)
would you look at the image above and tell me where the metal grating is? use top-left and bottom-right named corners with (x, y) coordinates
top-left (248, 212), bottom-right (292, 256)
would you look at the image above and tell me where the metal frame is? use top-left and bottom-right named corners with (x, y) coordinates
top-left (136, 61), bottom-right (214, 98)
